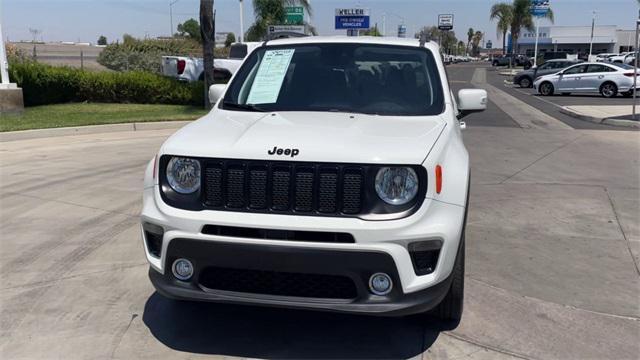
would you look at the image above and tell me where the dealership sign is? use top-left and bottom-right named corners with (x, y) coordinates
top-left (268, 25), bottom-right (306, 36)
top-left (438, 14), bottom-right (454, 31)
top-left (530, 0), bottom-right (550, 17)
top-left (335, 8), bottom-right (370, 29)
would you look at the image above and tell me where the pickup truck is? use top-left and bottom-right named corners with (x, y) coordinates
top-left (161, 42), bottom-right (261, 82)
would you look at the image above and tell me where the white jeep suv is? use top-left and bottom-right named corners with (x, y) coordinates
top-left (141, 36), bottom-right (487, 322)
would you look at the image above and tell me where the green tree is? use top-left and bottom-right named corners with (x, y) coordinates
top-left (509, 0), bottom-right (553, 55)
top-left (225, 32), bottom-right (236, 47)
top-left (416, 26), bottom-right (458, 54)
top-left (97, 35), bottom-right (107, 45)
top-left (490, 2), bottom-right (513, 55)
top-left (471, 31), bottom-right (483, 56)
top-left (457, 40), bottom-right (466, 55)
top-left (177, 18), bottom-right (203, 43)
top-left (246, 0), bottom-right (312, 41)
top-left (362, 24), bottom-right (382, 37)
top-left (467, 28), bottom-right (474, 55)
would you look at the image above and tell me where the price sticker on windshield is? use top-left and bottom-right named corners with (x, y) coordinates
top-left (247, 49), bottom-right (295, 104)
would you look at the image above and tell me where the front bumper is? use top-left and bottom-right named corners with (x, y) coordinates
top-left (141, 180), bottom-right (466, 315)
top-left (149, 240), bottom-right (454, 316)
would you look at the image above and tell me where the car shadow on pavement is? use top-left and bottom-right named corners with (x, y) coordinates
top-left (143, 292), bottom-right (446, 359)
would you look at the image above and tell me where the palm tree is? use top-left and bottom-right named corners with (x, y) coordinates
top-left (246, 0), bottom-right (312, 41)
top-left (490, 2), bottom-right (513, 55)
top-left (509, 0), bottom-right (553, 55)
top-left (467, 28), bottom-right (474, 55)
top-left (471, 31), bottom-right (483, 56)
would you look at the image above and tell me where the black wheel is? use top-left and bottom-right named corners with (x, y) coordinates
top-left (519, 77), bottom-right (532, 88)
top-left (539, 82), bottom-right (554, 96)
top-left (436, 234), bottom-right (465, 323)
top-left (561, 92), bottom-right (571, 96)
top-left (600, 82), bottom-right (618, 98)
top-left (492, 60), bottom-right (499, 66)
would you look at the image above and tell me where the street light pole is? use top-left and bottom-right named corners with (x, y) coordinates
top-left (533, 17), bottom-right (540, 68)
top-left (588, 11), bottom-right (596, 58)
top-left (633, 13), bottom-right (639, 121)
top-left (170, 0), bottom-right (180, 37)
top-left (239, 0), bottom-right (244, 43)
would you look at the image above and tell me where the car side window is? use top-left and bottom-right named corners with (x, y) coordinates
top-left (586, 65), bottom-right (612, 73)
top-left (538, 63), bottom-right (550, 70)
top-left (563, 65), bottom-right (587, 75)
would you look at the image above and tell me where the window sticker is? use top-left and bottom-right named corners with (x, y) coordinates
top-left (247, 49), bottom-right (295, 104)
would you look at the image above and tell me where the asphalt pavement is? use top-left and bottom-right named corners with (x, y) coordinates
top-left (1, 64), bottom-right (639, 359)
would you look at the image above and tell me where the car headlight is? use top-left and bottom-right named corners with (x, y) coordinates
top-left (375, 167), bottom-right (419, 205)
top-left (166, 157), bottom-right (201, 194)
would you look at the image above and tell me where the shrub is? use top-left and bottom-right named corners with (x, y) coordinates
top-left (97, 36), bottom-right (231, 74)
top-left (97, 37), bottom-right (201, 73)
top-left (8, 60), bottom-right (204, 107)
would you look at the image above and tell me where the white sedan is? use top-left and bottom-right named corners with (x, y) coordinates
top-left (533, 62), bottom-right (639, 98)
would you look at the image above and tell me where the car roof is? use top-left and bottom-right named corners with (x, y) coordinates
top-left (264, 36), bottom-right (440, 52)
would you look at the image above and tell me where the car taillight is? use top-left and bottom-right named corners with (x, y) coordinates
top-left (623, 72), bottom-right (639, 77)
top-left (177, 59), bottom-right (186, 75)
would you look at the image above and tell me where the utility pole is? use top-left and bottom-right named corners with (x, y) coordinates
top-left (239, 0), bottom-right (244, 43)
top-left (589, 11), bottom-right (596, 58)
top-left (170, 0), bottom-right (180, 37)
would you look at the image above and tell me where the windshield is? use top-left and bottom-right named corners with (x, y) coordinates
top-left (221, 43), bottom-right (445, 116)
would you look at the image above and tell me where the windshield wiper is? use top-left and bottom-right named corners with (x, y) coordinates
top-left (222, 101), bottom-right (268, 112)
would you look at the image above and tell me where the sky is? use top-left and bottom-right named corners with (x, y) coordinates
top-left (2, 0), bottom-right (639, 45)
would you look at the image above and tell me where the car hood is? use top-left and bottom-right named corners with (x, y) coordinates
top-left (161, 109), bottom-right (447, 164)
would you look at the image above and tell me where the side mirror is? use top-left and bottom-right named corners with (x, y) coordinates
top-left (208, 84), bottom-right (227, 105)
top-left (457, 89), bottom-right (487, 119)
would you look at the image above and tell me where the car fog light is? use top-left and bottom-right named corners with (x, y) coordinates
top-left (172, 258), bottom-right (194, 281)
top-left (369, 273), bottom-right (393, 295)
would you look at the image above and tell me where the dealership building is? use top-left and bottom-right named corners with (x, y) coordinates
top-left (513, 25), bottom-right (636, 56)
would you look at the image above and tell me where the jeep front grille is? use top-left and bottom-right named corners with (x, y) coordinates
top-left (202, 159), bottom-right (364, 216)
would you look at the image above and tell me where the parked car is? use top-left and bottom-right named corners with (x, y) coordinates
top-left (533, 62), bottom-right (639, 98)
top-left (492, 54), bottom-right (530, 67)
top-left (608, 52), bottom-right (634, 63)
top-left (161, 42), bottom-right (261, 82)
top-left (595, 53), bottom-right (618, 63)
top-left (141, 36), bottom-right (488, 321)
top-left (513, 59), bottom-right (583, 88)
top-left (623, 52), bottom-right (638, 65)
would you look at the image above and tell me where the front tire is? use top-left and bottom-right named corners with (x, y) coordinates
top-left (600, 82), bottom-right (618, 98)
top-left (492, 60), bottom-right (499, 67)
top-left (519, 77), bottom-right (532, 88)
top-left (436, 234), bottom-right (465, 323)
top-left (539, 82), bottom-right (554, 96)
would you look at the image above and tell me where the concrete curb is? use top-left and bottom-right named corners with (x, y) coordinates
top-left (559, 107), bottom-right (640, 128)
top-left (0, 120), bottom-right (192, 142)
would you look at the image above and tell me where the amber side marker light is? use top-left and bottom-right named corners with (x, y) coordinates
top-left (435, 165), bottom-right (442, 194)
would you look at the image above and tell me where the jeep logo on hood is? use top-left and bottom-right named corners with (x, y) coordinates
top-left (268, 146), bottom-right (299, 158)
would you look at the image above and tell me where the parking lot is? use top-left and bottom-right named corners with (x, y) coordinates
top-left (1, 61), bottom-right (639, 359)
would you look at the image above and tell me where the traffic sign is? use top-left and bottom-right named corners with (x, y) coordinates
top-left (285, 6), bottom-right (304, 25)
top-left (438, 14), bottom-right (454, 31)
top-left (530, 0), bottom-right (550, 17)
top-left (335, 8), bottom-right (370, 30)
top-left (486, 40), bottom-right (492, 49)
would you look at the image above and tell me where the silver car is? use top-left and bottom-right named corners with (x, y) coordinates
top-left (533, 62), bottom-right (639, 98)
